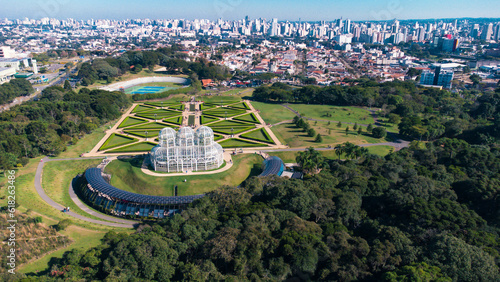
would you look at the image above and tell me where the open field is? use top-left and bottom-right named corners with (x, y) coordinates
top-left (241, 128), bottom-right (276, 144)
top-left (267, 145), bottom-right (394, 163)
top-left (42, 160), bottom-right (112, 222)
top-left (271, 122), bottom-right (392, 148)
top-left (251, 101), bottom-right (296, 125)
top-left (287, 104), bottom-right (375, 125)
top-left (118, 116), bottom-right (148, 128)
top-left (105, 154), bottom-right (262, 196)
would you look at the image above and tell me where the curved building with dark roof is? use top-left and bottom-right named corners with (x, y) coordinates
top-left (79, 168), bottom-right (204, 219)
top-left (259, 156), bottom-right (285, 177)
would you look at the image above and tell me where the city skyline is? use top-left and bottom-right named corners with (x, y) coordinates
top-left (2, 0), bottom-right (500, 21)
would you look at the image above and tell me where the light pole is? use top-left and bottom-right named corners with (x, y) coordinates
top-left (154, 113), bottom-right (157, 122)
top-left (161, 101), bottom-right (163, 109)
top-left (231, 127), bottom-right (233, 138)
top-left (145, 131), bottom-right (148, 141)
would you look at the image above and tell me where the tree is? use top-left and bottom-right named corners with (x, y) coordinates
top-left (353, 123), bottom-right (358, 130)
top-left (367, 123), bottom-right (374, 133)
top-left (345, 126), bottom-right (350, 136)
top-left (337, 121), bottom-right (342, 128)
top-left (296, 147), bottom-right (328, 175)
top-left (63, 80), bottom-right (72, 90)
top-left (372, 127), bottom-right (387, 139)
top-left (315, 134), bottom-right (323, 143)
top-left (388, 113), bottom-right (401, 125)
top-left (469, 74), bottom-right (482, 87)
top-left (357, 127), bottom-right (362, 135)
top-left (308, 128), bottom-right (316, 137)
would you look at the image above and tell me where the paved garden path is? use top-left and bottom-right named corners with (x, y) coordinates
top-left (35, 157), bottom-right (138, 228)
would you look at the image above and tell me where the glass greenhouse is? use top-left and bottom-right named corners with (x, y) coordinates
top-left (150, 126), bottom-right (224, 172)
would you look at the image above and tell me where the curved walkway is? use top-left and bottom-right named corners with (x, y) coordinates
top-left (35, 157), bottom-right (138, 228)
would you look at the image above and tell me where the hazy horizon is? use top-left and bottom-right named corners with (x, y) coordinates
top-left (2, 0), bottom-right (499, 22)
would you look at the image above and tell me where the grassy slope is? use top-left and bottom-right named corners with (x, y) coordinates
top-left (105, 154), bottom-right (262, 196)
top-left (268, 145), bottom-right (393, 163)
top-left (288, 104), bottom-right (375, 125)
top-left (56, 121), bottom-right (112, 158)
top-left (251, 101), bottom-right (296, 125)
top-left (271, 122), bottom-right (393, 148)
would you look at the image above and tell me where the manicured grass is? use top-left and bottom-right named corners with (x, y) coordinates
top-left (267, 145), bottom-right (393, 163)
top-left (144, 101), bottom-right (182, 107)
top-left (209, 120), bottom-right (256, 134)
top-left (209, 119), bottom-right (255, 127)
top-left (198, 96), bottom-right (241, 105)
top-left (189, 104), bottom-right (196, 111)
top-left (366, 145), bottom-right (394, 156)
top-left (241, 128), bottom-right (276, 144)
top-left (228, 101), bottom-right (251, 110)
top-left (124, 122), bottom-right (175, 130)
top-left (199, 103), bottom-right (218, 110)
top-left (105, 154), bottom-right (262, 196)
top-left (233, 113), bottom-right (260, 124)
top-left (42, 159), bottom-right (113, 222)
top-left (288, 104), bottom-right (375, 125)
top-left (188, 115), bottom-right (195, 126)
top-left (251, 101), bottom-right (296, 125)
top-left (99, 133), bottom-right (137, 151)
top-left (118, 116), bottom-right (148, 128)
top-left (135, 109), bottom-right (182, 119)
top-left (131, 104), bottom-right (156, 113)
top-left (270, 122), bottom-right (392, 148)
top-left (214, 134), bottom-right (224, 141)
top-left (168, 104), bottom-right (185, 111)
top-left (203, 107), bottom-right (247, 118)
top-left (124, 130), bottom-right (160, 138)
top-left (163, 116), bottom-right (183, 125)
top-left (218, 138), bottom-right (268, 148)
top-left (106, 142), bottom-right (157, 153)
top-left (200, 115), bottom-right (220, 124)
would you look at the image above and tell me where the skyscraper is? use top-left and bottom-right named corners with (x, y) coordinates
top-left (481, 23), bottom-right (494, 40)
top-left (344, 19), bottom-right (351, 34)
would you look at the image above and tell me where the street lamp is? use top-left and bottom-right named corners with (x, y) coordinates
top-left (154, 113), bottom-right (157, 122)
top-left (145, 131), bottom-right (148, 141)
top-left (231, 127), bottom-right (234, 138)
top-left (161, 101), bottom-right (163, 109)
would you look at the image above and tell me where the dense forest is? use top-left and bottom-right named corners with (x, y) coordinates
top-left (0, 86), bottom-right (130, 171)
top-left (18, 139), bottom-right (499, 281)
top-left (253, 81), bottom-right (500, 144)
top-left (77, 46), bottom-right (231, 86)
top-left (0, 78), bottom-right (35, 105)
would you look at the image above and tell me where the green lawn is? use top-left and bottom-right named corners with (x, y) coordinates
top-left (270, 122), bottom-right (392, 148)
top-left (251, 101), bottom-right (296, 125)
top-left (199, 103), bottom-right (218, 110)
top-left (233, 113), bottom-right (260, 124)
top-left (218, 138), bottom-right (268, 148)
top-left (168, 104), bottom-right (185, 111)
top-left (200, 115), bottom-right (220, 125)
top-left (241, 128), bottom-right (276, 144)
top-left (189, 104), bottom-right (196, 111)
top-left (198, 96), bottom-right (241, 105)
top-left (106, 142), bottom-right (157, 153)
top-left (42, 160), bottom-right (113, 222)
top-left (131, 104), bottom-right (156, 113)
top-left (99, 134), bottom-right (137, 151)
top-left (118, 116), bottom-right (148, 128)
top-left (287, 104), bottom-right (375, 125)
top-left (203, 108), bottom-right (247, 118)
top-left (227, 101), bottom-right (250, 110)
top-left (104, 154), bottom-right (262, 196)
top-left (135, 109), bottom-right (183, 120)
top-left (267, 145), bottom-right (393, 163)
top-left (124, 130), bottom-right (160, 138)
top-left (124, 122), bottom-right (175, 130)
top-left (377, 118), bottom-right (400, 133)
top-left (163, 116), bottom-right (183, 125)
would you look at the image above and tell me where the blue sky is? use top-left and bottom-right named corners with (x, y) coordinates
top-left (3, 0), bottom-right (500, 21)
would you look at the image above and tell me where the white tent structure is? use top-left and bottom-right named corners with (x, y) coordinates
top-left (150, 126), bottom-right (224, 172)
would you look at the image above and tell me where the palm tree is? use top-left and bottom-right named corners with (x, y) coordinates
top-left (296, 147), bottom-right (327, 174)
top-left (334, 144), bottom-right (344, 160)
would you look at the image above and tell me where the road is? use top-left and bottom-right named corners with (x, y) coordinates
top-left (35, 157), bottom-right (138, 228)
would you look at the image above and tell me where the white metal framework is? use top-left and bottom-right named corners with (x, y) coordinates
top-left (150, 126), bottom-right (224, 172)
